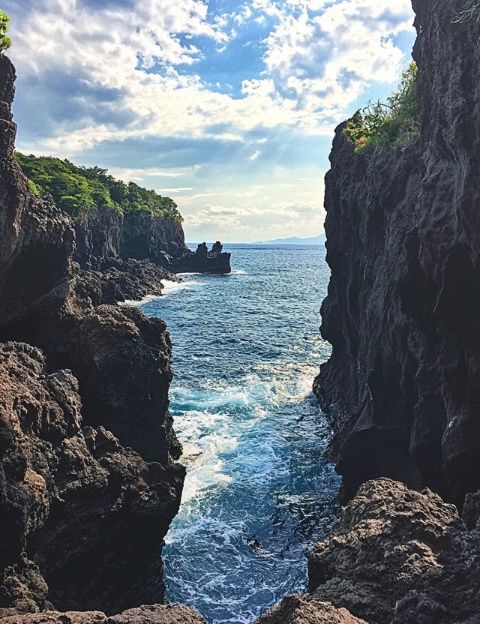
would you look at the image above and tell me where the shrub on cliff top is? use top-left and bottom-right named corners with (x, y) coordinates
top-left (16, 153), bottom-right (183, 222)
top-left (0, 12), bottom-right (12, 53)
top-left (344, 62), bottom-right (420, 154)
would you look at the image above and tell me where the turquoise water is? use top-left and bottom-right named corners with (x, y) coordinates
top-left (139, 245), bottom-right (340, 624)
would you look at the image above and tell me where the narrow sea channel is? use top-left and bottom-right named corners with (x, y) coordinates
top-left (139, 244), bottom-right (340, 624)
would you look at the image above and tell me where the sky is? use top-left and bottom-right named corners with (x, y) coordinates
top-left (5, 0), bottom-right (416, 242)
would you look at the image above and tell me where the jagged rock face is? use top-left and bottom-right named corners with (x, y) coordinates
top-left (0, 343), bottom-right (184, 614)
top-left (0, 54), bottom-right (185, 616)
top-left (315, 0), bottom-right (480, 504)
top-left (0, 56), bottom-right (74, 328)
top-left (255, 595), bottom-right (366, 624)
top-left (73, 259), bottom-right (177, 308)
top-left (45, 305), bottom-right (181, 463)
top-left (307, 479), bottom-right (480, 624)
top-left (0, 603), bottom-right (206, 623)
top-left (171, 242), bottom-right (231, 274)
top-left (120, 212), bottom-right (186, 267)
top-left (74, 209), bottom-right (123, 269)
top-left (73, 208), bottom-right (187, 271)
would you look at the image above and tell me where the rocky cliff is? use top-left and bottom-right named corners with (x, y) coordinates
top-left (74, 208), bottom-right (231, 274)
top-left (254, 2), bottom-right (480, 623)
top-left (256, 478), bottom-right (480, 624)
top-left (0, 53), bottom-right (190, 619)
top-left (73, 208), bottom-right (185, 270)
top-left (315, 0), bottom-right (480, 505)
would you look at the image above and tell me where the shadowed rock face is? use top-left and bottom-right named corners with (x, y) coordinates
top-left (308, 479), bottom-right (480, 624)
top-left (314, 0), bottom-right (480, 504)
top-left (0, 343), bottom-right (184, 614)
top-left (0, 54), bottom-right (185, 616)
top-left (73, 208), bottom-right (187, 271)
top-left (171, 241), bottom-right (231, 274)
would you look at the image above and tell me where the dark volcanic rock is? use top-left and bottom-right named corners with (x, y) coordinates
top-left (0, 53), bottom-right (185, 616)
top-left (255, 595), bottom-right (366, 623)
top-left (74, 208), bottom-right (123, 269)
top-left (171, 241), bottom-right (231, 274)
top-left (0, 56), bottom-right (74, 330)
top-left (0, 343), bottom-right (184, 614)
top-left (75, 258), bottom-right (178, 307)
top-left (0, 603), bottom-right (206, 623)
top-left (314, 0), bottom-right (480, 504)
top-left (73, 208), bottom-right (187, 272)
top-left (46, 305), bottom-right (181, 462)
top-left (120, 212), bottom-right (186, 267)
top-left (308, 479), bottom-right (480, 624)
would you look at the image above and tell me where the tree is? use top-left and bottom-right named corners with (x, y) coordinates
top-left (0, 12), bottom-right (11, 53)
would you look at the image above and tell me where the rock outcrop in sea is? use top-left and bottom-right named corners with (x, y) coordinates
top-left (0, 52), bottom-right (201, 622)
top-left (171, 241), bottom-right (231, 274)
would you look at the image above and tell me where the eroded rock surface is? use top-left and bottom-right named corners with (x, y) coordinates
top-left (255, 595), bottom-right (366, 624)
top-left (314, 0), bottom-right (480, 504)
top-left (308, 479), bottom-right (480, 624)
top-left (0, 53), bottom-right (184, 616)
top-left (0, 604), bottom-right (206, 624)
top-left (0, 343), bottom-right (184, 614)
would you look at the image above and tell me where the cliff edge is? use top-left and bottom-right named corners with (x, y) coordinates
top-left (0, 53), bottom-right (194, 620)
top-left (315, 0), bottom-right (480, 505)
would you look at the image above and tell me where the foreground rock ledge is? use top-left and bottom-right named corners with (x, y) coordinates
top-left (308, 479), bottom-right (480, 624)
top-left (255, 595), bottom-right (366, 623)
top-left (256, 479), bottom-right (480, 624)
top-left (0, 604), bottom-right (206, 623)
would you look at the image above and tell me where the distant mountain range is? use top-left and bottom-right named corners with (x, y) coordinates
top-left (255, 234), bottom-right (325, 245)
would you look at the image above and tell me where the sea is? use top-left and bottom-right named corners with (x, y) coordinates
top-left (137, 244), bottom-right (340, 624)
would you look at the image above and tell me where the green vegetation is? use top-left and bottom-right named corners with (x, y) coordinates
top-left (0, 12), bottom-right (11, 53)
top-left (344, 63), bottom-right (421, 153)
top-left (453, 0), bottom-right (480, 23)
top-left (16, 153), bottom-right (183, 222)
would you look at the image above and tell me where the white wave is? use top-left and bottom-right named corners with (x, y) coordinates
top-left (174, 408), bottom-right (238, 503)
top-left (120, 294), bottom-right (161, 306)
top-left (119, 279), bottom-right (200, 306)
top-left (231, 268), bottom-right (248, 275)
top-left (161, 278), bottom-right (204, 295)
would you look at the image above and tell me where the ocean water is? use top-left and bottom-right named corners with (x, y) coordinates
top-left (138, 245), bottom-right (340, 624)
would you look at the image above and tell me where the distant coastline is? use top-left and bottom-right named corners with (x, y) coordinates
top-left (187, 235), bottom-right (325, 247)
top-left (254, 234), bottom-right (325, 245)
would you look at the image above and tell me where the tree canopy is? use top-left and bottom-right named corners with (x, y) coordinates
top-left (16, 153), bottom-right (183, 222)
top-left (0, 12), bottom-right (11, 53)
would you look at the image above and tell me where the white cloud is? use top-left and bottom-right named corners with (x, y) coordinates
top-left (6, 0), bottom-right (415, 157)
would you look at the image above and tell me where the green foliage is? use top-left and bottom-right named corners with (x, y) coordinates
top-left (0, 12), bottom-right (11, 53)
top-left (15, 153), bottom-right (183, 222)
top-left (453, 0), bottom-right (480, 23)
top-left (27, 178), bottom-right (41, 196)
top-left (344, 63), bottom-right (421, 153)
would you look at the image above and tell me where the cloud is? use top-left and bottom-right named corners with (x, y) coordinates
top-left (6, 0), bottom-right (414, 158)
top-left (6, 0), bottom-right (415, 240)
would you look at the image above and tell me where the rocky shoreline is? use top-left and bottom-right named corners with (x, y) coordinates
top-left (3, 0), bottom-right (480, 622)
top-left (0, 52), bottom-right (209, 622)
top-left (257, 1), bottom-right (480, 622)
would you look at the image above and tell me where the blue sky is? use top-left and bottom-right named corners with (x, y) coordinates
top-left (5, 0), bottom-right (416, 242)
